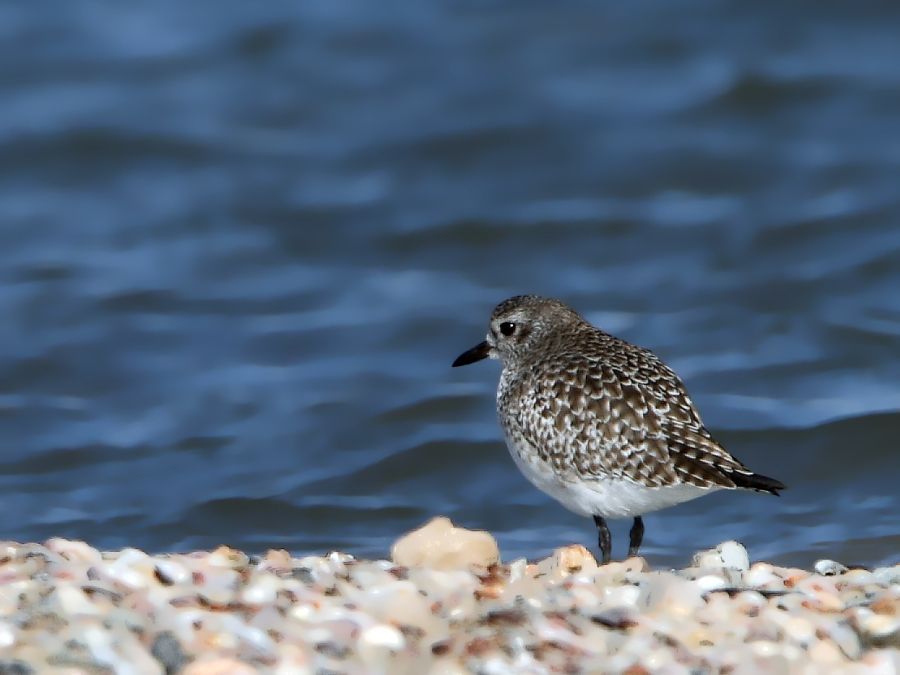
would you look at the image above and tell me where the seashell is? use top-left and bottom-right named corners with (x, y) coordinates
top-left (45, 539), bottom-right (103, 565)
top-left (391, 517), bottom-right (499, 570)
top-left (692, 540), bottom-right (749, 572)
top-left (814, 560), bottom-right (848, 577)
top-left (206, 546), bottom-right (250, 570)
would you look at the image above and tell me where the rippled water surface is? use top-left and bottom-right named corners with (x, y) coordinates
top-left (1, 1), bottom-right (899, 567)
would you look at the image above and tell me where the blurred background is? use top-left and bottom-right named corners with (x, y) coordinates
top-left (1, 0), bottom-right (898, 568)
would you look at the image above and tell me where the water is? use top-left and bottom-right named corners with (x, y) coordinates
top-left (1, 0), bottom-right (898, 568)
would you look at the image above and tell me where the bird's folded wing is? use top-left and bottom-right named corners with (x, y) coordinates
top-left (534, 367), bottom-right (754, 489)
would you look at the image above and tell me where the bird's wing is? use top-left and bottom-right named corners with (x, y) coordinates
top-left (657, 420), bottom-right (755, 488)
top-left (520, 355), bottom-right (753, 489)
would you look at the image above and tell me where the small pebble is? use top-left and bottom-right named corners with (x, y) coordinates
top-left (183, 658), bottom-right (258, 675)
top-left (0, 661), bottom-right (34, 675)
top-left (745, 562), bottom-right (781, 589)
top-left (361, 623), bottom-right (406, 651)
top-left (859, 613), bottom-right (900, 647)
top-left (152, 631), bottom-right (192, 675)
top-left (0, 622), bottom-right (16, 649)
top-left (695, 574), bottom-right (728, 591)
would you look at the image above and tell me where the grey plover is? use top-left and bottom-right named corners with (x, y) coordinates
top-left (452, 295), bottom-right (785, 563)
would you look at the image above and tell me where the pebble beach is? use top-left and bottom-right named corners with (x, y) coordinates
top-left (0, 517), bottom-right (897, 674)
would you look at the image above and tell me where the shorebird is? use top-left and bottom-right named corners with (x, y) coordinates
top-left (452, 295), bottom-right (785, 563)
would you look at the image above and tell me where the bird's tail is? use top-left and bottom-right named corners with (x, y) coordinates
top-left (732, 471), bottom-right (786, 495)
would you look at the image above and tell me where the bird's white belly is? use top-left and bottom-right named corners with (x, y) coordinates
top-left (504, 436), bottom-right (717, 519)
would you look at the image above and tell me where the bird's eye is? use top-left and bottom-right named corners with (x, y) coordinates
top-left (499, 321), bottom-right (516, 336)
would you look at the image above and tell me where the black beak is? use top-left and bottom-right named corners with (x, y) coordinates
top-left (452, 340), bottom-right (491, 367)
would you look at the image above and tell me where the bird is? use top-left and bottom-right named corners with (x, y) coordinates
top-left (452, 295), bottom-right (785, 563)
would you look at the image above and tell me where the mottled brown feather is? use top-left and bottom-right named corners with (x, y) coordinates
top-left (497, 308), bottom-right (771, 492)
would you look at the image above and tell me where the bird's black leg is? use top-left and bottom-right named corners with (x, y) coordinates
top-left (593, 515), bottom-right (611, 564)
top-left (628, 516), bottom-right (644, 558)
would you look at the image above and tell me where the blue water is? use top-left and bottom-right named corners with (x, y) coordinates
top-left (1, 0), bottom-right (898, 567)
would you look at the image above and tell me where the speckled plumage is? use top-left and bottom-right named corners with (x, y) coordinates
top-left (453, 295), bottom-right (785, 561)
